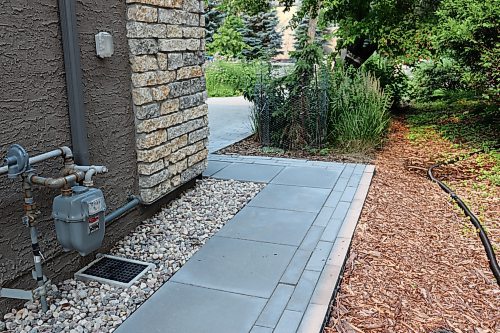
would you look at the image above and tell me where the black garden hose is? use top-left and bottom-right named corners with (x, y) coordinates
top-left (428, 164), bottom-right (500, 286)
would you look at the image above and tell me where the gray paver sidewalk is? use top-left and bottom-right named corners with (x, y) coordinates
top-left (207, 97), bottom-right (253, 153)
top-left (116, 155), bottom-right (374, 333)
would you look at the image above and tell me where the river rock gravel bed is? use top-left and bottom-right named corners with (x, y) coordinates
top-left (1, 178), bottom-right (264, 333)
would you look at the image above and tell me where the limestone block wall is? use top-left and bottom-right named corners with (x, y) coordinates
top-left (126, 0), bottom-right (209, 204)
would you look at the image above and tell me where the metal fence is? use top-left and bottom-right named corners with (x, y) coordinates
top-left (252, 68), bottom-right (330, 150)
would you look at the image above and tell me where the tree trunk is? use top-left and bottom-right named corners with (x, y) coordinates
top-left (306, 2), bottom-right (321, 44)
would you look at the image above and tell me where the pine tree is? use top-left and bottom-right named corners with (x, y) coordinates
top-left (239, 10), bottom-right (283, 60)
top-left (292, 16), bottom-right (324, 54)
top-left (205, 0), bottom-right (226, 44)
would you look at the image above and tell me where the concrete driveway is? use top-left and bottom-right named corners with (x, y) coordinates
top-left (207, 96), bottom-right (253, 153)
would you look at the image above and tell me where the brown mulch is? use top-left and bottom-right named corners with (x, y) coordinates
top-left (217, 136), bottom-right (375, 164)
top-left (324, 119), bottom-right (499, 333)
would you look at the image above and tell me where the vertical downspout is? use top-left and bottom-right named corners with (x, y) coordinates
top-left (58, 0), bottom-right (90, 165)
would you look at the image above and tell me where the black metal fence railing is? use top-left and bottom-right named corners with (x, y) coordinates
top-left (252, 67), bottom-right (330, 150)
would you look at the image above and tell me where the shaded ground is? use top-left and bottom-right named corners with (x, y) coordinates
top-left (325, 117), bottom-right (499, 333)
top-left (218, 136), bottom-right (375, 164)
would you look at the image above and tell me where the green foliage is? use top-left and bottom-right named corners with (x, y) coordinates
top-left (314, 0), bottom-right (438, 63)
top-left (219, 0), bottom-right (270, 16)
top-left (205, 60), bottom-right (260, 97)
top-left (280, 0), bottom-right (499, 96)
top-left (407, 94), bottom-right (499, 185)
top-left (239, 11), bottom-right (283, 60)
top-left (206, 16), bottom-right (247, 58)
top-left (408, 95), bottom-right (499, 152)
top-left (252, 65), bottom-right (330, 149)
top-left (250, 62), bottom-right (391, 152)
top-left (328, 66), bottom-right (391, 151)
top-left (205, 0), bottom-right (226, 44)
top-left (434, 0), bottom-right (499, 94)
top-left (408, 57), bottom-right (469, 101)
top-left (362, 53), bottom-right (409, 105)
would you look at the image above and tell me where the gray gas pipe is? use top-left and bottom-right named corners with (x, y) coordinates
top-left (0, 144), bottom-right (108, 312)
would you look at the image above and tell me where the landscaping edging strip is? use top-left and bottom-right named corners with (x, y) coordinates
top-left (297, 165), bottom-right (374, 333)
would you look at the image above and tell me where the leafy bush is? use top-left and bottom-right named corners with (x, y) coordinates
top-left (252, 68), bottom-right (329, 149)
top-left (206, 16), bottom-right (247, 58)
top-left (435, 0), bottom-right (499, 95)
top-left (409, 58), bottom-right (468, 101)
top-left (205, 60), bottom-right (260, 97)
top-left (328, 66), bottom-right (391, 151)
top-left (362, 53), bottom-right (409, 106)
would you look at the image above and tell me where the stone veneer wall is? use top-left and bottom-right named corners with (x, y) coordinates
top-left (126, 0), bottom-right (209, 204)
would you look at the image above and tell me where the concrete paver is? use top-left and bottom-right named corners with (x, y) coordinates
top-left (116, 282), bottom-right (266, 333)
top-left (171, 236), bottom-right (295, 298)
top-left (255, 284), bottom-right (295, 328)
top-left (305, 241), bottom-right (334, 272)
top-left (286, 269), bottom-right (321, 312)
top-left (211, 162), bottom-right (284, 183)
top-left (249, 184), bottom-right (330, 213)
top-left (274, 310), bottom-right (303, 333)
top-left (280, 249), bottom-right (313, 285)
top-left (299, 226), bottom-right (325, 251)
top-left (118, 153), bottom-right (374, 333)
top-left (271, 166), bottom-right (340, 189)
top-left (217, 207), bottom-right (316, 246)
top-left (250, 326), bottom-right (273, 333)
top-left (203, 160), bottom-right (230, 177)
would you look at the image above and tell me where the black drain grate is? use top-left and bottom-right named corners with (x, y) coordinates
top-left (75, 255), bottom-right (154, 287)
top-left (81, 257), bottom-right (148, 283)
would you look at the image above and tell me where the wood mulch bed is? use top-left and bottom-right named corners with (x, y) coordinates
top-left (324, 119), bottom-right (499, 333)
top-left (219, 117), bottom-right (499, 332)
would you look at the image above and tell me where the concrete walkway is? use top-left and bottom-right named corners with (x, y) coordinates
top-left (117, 154), bottom-right (374, 333)
top-left (207, 96), bottom-right (253, 153)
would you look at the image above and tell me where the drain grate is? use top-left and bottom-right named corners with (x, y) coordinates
top-left (75, 255), bottom-right (155, 288)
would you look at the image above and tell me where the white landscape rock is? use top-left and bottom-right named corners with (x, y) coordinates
top-left (2, 179), bottom-right (264, 333)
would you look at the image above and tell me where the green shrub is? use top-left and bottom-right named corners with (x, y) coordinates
top-left (252, 69), bottom-right (329, 149)
top-left (205, 60), bottom-right (260, 97)
top-left (409, 58), bottom-right (469, 101)
top-left (206, 16), bottom-right (247, 58)
top-left (250, 63), bottom-right (391, 152)
top-left (328, 66), bottom-right (391, 152)
top-left (362, 53), bottom-right (409, 106)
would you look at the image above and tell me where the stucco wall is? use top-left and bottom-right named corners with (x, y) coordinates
top-left (0, 0), bottom-right (140, 308)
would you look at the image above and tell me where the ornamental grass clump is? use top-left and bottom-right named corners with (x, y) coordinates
top-left (329, 66), bottom-right (391, 152)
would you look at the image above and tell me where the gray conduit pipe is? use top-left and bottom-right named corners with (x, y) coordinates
top-left (58, 0), bottom-right (90, 165)
top-left (105, 196), bottom-right (142, 225)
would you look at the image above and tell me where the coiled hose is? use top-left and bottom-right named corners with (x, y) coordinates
top-left (428, 164), bottom-right (500, 286)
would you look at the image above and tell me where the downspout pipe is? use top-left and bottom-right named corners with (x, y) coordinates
top-left (58, 0), bottom-right (90, 165)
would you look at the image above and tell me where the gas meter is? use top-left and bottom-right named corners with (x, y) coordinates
top-left (53, 186), bottom-right (107, 256)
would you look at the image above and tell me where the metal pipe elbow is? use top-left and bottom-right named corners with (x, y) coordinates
top-left (59, 146), bottom-right (73, 160)
top-left (83, 168), bottom-right (97, 187)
